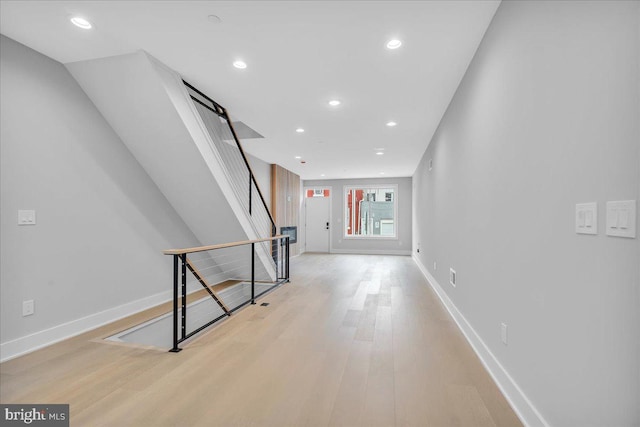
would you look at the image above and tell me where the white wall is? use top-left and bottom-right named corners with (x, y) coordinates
top-left (246, 152), bottom-right (271, 212)
top-left (304, 177), bottom-right (412, 255)
top-left (412, 1), bottom-right (640, 426)
top-left (66, 51), bottom-right (250, 247)
top-left (0, 36), bottom-right (201, 360)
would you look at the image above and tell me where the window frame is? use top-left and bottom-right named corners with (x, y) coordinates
top-left (343, 184), bottom-right (398, 240)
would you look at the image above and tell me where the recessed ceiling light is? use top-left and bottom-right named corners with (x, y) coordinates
top-left (296, 128), bottom-right (305, 133)
top-left (376, 152), bottom-right (384, 155)
top-left (207, 14), bottom-right (221, 23)
top-left (321, 174), bottom-right (325, 177)
top-left (233, 60), bottom-right (247, 69)
top-left (379, 172), bottom-right (385, 175)
top-left (386, 121), bottom-right (397, 127)
top-left (295, 156), bottom-right (301, 159)
top-left (328, 100), bottom-right (341, 107)
top-left (70, 16), bottom-right (92, 29)
top-left (386, 39), bottom-right (402, 49)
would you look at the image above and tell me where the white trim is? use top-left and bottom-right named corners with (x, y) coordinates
top-left (412, 254), bottom-right (549, 427)
top-left (332, 248), bottom-right (411, 256)
top-left (0, 289), bottom-right (174, 363)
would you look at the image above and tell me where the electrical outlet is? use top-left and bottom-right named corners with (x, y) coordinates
top-left (23, 300), bottom-right (34, 316)
top-left (449, 268), bottom-right (456, 287)
top-left (433, 261), bottom-right (437, 271)
top-left (501, 323), bottom-right (508, 345)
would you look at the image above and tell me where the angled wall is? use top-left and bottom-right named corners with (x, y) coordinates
top-left (0, 36), bottom-right (201, 361)
top-left (412, 1), bottom-right (639, 426)
top-left (66, 51), bottom-right (248, 248)
top-left (66, 51), bottom-right (274, 279)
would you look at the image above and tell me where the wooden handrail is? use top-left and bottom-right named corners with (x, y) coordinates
top-left (163, 235), bottom-right (287, 255)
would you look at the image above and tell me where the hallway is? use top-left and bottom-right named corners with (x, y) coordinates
top-left (0, 254), bottom-right (520, 426)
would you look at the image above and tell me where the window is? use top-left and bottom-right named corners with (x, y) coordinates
top-left (306, 188), bottom-right (330, 198)
top-left (344, 185), bottom-right (397, 238)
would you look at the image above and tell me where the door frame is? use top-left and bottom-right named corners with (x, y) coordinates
top-left (303, 186), bottom-right (332, 254)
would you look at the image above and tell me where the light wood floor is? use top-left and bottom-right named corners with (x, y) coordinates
top-left (0, 254), bottom-right (522, 427)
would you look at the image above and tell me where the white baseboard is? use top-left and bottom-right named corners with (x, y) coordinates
top-left (330, 248), bottom-right (412, 256)
top-left (412, 254), bottom-right (549, 427)
top-left (0, 289), bottom-right (174, 363)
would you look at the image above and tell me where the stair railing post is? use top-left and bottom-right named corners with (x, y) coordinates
top-left (273, 239), bottom-right (284, 281)
top-left (170, 255), bottom-right (182, 352)
top-left (271, 224), bottom-right (277, 262)
top-left (286, 236), bottom-right (290, 281)
top-left (278, 237), bottom-right (287, 279)
top-left (249, 175), bottom-right (252, 215)
top-left (251, 243), bottom-right (256, 304)
top-left (181, 253), bottom-right (187, 341)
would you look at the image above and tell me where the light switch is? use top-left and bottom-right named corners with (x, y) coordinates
top-left (618, 209), bottom-right (629, 229)
top-left (608, 210), bottom-right (618, 229)
top-left (606, 200), bottom-right (636, 238)
top-left (575, 203), bottom-right (597, 235)
top-left (18, 210), bottom-right (36, 225)
top-left (585, 210), bottom-right (593, 227)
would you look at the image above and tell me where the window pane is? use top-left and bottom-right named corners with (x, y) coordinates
top-left (306, 189), bottom-right (330, 198)
top-left (344, 187), bottom-right (395, 237)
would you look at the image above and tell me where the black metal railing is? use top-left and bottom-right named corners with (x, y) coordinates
top-left (183, 80), bottom-right (277, 243)
top-left (164, 235), bottom-right (289, 353)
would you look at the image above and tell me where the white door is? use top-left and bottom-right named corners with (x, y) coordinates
top-left (305, 196), bottom-right (330, 252)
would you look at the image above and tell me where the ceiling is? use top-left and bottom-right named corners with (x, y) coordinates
top-left (0, 1), bottom-right (500, 180)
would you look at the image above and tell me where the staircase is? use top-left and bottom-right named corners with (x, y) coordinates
top-left (66, 50), bottom-right (276, 281)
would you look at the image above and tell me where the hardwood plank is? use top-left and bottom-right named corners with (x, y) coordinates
top-left (328, 340), bottom-right (373, 426)
top-left (362, 305), bottom-right (395, 426)
top-left (341, 309), bottom-right (362, 327)
top-left (354, 293), bottom-right (378, 342)
top-left (446, 384), bottom-right (498, 427)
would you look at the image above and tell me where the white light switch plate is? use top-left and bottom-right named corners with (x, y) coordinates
top-left (606, 200), bottom-right (636, 238)
top-left (18, 210), bottom-right (36, 225)
top-left (575, 203), bottom-right (597, 235)
top-left (23, 300), bottom-right (34, 316)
